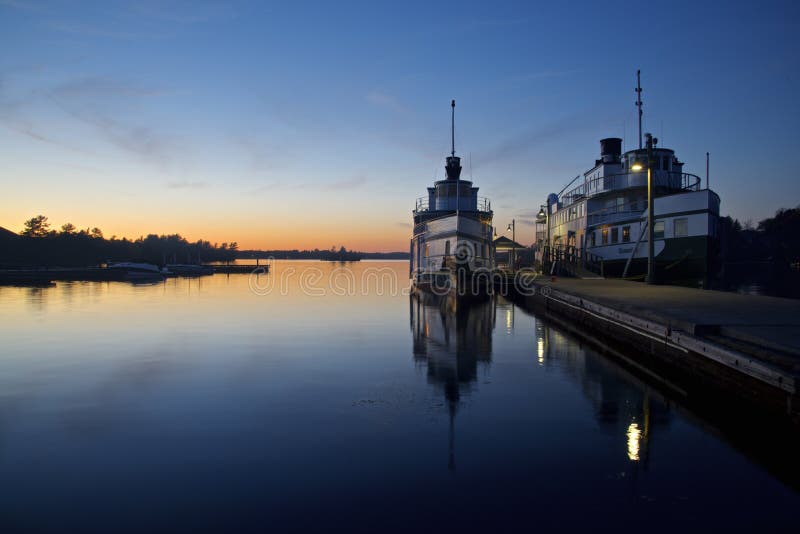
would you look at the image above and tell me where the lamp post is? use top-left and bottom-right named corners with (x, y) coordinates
top-left (645, 133), bottom-right (656, 284)
top-left (537, 204), bottom-right (549, 272)
top-left (507, 220), bottom-right (516, 271)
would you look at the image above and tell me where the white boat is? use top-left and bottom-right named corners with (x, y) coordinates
top-left (535, 72), bottom-right (720, 285)
top-left (410, 101), bottom-right (494, 297)
top-left (107, 262), bottom-right (169, 280)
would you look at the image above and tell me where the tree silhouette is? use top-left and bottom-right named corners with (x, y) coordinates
top-left (6, 215), bottom-right (240, 267)
top-left (21, 215), bottom-right (50, 237)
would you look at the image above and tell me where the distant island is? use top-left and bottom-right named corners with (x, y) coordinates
top-left (237, 247), bottom-right (409, 261)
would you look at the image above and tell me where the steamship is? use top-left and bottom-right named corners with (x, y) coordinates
top-left (410, 101), bottom-right (494, 297)
top-left (536, 80), bottom-right (720, 284)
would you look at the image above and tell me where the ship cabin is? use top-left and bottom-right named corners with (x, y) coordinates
top-left (411, 155), bottom-right (494, 276)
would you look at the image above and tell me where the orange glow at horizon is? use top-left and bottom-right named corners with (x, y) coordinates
top-left (0, 214), bottom-right (413, 253)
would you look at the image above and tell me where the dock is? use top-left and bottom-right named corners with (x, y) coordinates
top-left (501, 275), bottom-right (800, 421)
top-left (209, 264), bottom-right (268, 274)
top-left (0, 263), bottom-right (268, 285)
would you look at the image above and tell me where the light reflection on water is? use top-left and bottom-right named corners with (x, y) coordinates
top-left (0, 261), bottom-right (797, 531)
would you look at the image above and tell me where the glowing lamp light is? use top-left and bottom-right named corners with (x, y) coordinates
top-left (626, 422), bottom-right (641, 461)
top-left (631, 162), bottom-right (644, 172)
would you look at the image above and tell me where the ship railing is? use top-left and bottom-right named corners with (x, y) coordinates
top-left (586, 201), bottom-right (645, 226)
top-left (558, 172), bottom-right (703, 208)
top-left (413, 196), bottom-right (492, 213)
top-left (414, 197), bottom-right (429, 212)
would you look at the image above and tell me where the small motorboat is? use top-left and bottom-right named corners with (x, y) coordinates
top-left (107, 262), bottom-right (168, 280)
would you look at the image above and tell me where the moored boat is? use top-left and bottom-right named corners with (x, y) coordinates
top-left (410, 101), bottom-right (495, 298)
top-left (535, 72), bottom-right (720, 286)
top-left (108, 262), bottom-right (169, 280)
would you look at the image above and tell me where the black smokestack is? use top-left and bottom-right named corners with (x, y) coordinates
top-left (600, 138), bottom-right (622, 163)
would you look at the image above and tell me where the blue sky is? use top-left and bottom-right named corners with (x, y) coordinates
top-left (1, 0), bottom-right (798, 250)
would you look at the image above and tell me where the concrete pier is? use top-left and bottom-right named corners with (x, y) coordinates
top-left (503, 275), bottom-right (800, 421)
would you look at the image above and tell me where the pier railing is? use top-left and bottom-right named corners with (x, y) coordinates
top-left (559, 172), bottom-right (702, 208)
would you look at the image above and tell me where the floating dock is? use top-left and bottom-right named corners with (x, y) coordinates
top-left (501, 275), bottom-right (800, 422)
top-left (0, 263), bottom-right (268, 285)
top-left (209, 264), bottom-right (268, 274)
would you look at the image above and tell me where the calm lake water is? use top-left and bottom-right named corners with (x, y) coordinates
top-left (0, 260), bottom-right (797, 532)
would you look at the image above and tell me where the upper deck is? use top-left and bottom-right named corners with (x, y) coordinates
top-left (558, 170), bottom-right (702, 208)
top-left (414, 196), bottom-right (492, 214)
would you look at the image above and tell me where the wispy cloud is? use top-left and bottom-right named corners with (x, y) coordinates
top-left (0, 74), bottom-right (90, 153)
top-left (167, 180), bottom-right (207, 189)
top-left (366, 91), bottom-right (408, 114)
top-left (0, 0), bottom-right (49, 13)
top-left (475, 111), bottom-right (586, 168)
top-left (249, 173), bottom-right (367, 195)
top-left (322, 175), bottom-right (367, 191)
top-left (233, 135), bottom-right (289, 174)
top-left (249, 180), bottom-right (306, 195)
top-left (516, 208), bottom-right (542, 218)
top-left (100, 119), bottom-right (174, 166)
top-left (51, 77), bottom-right (163, 99)
top-left (44, 76), bottom-right (178, 168)
top-left (129, 1), bottom-right (238, 25)
top-left (45, 21), bottom-right (163, 40)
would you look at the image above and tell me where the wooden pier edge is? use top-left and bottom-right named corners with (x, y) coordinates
top-left (501, 278), bottom-right (799, 422)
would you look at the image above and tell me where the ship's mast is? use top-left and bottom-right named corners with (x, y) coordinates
top-left (452, 99), bottom-right (458, 215)
top-left (636, 70), bottom-right (643, 150)
top-left (451, 99), bottom-right (456, 157)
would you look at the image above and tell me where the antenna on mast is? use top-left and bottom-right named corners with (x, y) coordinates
top-left (450, 99), bottom-right (456, 157)
top-left (635, 70), bottom-right (643, 150)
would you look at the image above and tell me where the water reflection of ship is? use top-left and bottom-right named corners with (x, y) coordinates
top-left (535, 319), bottom-right (672, 467)
top-left (410, 292), bottom-right (496, 469)
top-left (411, 291), bottom-right (673, 472)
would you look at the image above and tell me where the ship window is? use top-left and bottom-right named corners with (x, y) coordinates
top-left (654, 221), bottom-right (665, 239)
top-left (674, 218), bottom-right (688, 238)
top-left (590, 231), bottom-right (596, 247)
top-left (601, 227), bottom-right (609, 245)
top-left (445, 240), bottom-right (451, 257)
top-left (424, 244), bottom-right (429, 257)
top-left (622, 226), bottom-right (631, 242)
top-left (611, 227), bottom-right (619, 243)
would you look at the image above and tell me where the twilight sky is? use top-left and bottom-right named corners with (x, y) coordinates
top-left (1, 0), bottom-right (799, 251)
